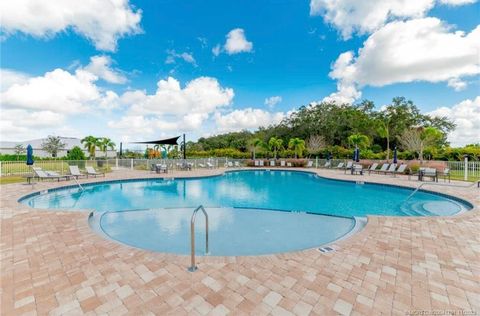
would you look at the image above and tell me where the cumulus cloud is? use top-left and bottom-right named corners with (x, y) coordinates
top-left (165, 50), bottom-right (197, 66)
top-left (214, 108), bottom-right (285, 132)
top-left (0, 109), bottom-right (66, 141)
top-left (213, 28), bottom-right (253, 56)
top-left (0, 0), bottom-right (142, 51)
top-left (83, 55), bottom-right (127, 84)
top-left (264, 96), bottom-right (282, 108)
top-left (124, 76), bottom-right (234, 116)
top-left (0, 69), bottom-right (29, 91)
top-left (428, 97), bottom-right (480, 146)
top-left (108, 76), bottom-right (234, 137)
top-left (310, 0), bottom-right (476, 39)
top-left (324, 18), bottom-right (480, 104)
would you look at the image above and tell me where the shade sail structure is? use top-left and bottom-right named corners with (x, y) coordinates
top-left (130, 136), bottom-right (180, 145)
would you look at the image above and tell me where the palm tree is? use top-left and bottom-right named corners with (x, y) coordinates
top-left (99, 138), bottom-right (116, 158)
top-left (41, 136), bottom-right (66, 158)
top-left (288, 138), bottom-right (305, 158)
top-left (249, 138), bottom-right (263, 160)
top-left (81, 136), bottom-right (99, 160)
top-left (376, 119), bottom-right (391, 161)
top-left (347, 134), bottom-right (370, 150)
top-left (268, 137), bottom-right (283, 159)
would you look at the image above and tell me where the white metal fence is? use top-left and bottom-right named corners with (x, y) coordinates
top-left (1, 158), bottom-right (479, 181)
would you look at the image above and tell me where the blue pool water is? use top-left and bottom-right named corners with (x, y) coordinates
top-left (22, 170), bottom-right (470, 217)
top-left (95, 207), bottom-right (356, 256)
top-left (21, 170), bottom-right (471, 256)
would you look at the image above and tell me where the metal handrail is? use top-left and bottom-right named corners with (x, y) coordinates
top-left (72, 176), bottom-right (84, 191)
top-left (405, 180), bottom-right (479, 202)
top-left (188, 205), bottom-right (209, 272)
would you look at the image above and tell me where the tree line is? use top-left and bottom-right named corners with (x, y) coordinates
top-left (187, 97), bottom-right (479, 161)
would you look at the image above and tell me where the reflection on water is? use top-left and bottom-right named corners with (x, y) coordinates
top-left (24, 170), bottom-right (470, 217)
top-left (99, 207), bottom-right (355, 256)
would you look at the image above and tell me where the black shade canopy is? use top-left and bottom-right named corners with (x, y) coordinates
top-left (130, 136), bottom-right (180, 145)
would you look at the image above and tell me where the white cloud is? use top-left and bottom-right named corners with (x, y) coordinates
top-left (125, 76), bottom-right (234, 116)
top-left (83, 55), bottom-right (127, 84)
top-left (213, 28), bottom-right (253, 56)
top-left (224, 28), bottom-right (253, 54)
top-left (109, 76), bottom-right (234, 138)
top-left (1, 68), bottom-right (101, 113)
top-left (428, 97), bottom-right (480, 146)
top-left (447, 78), bottom-right (468, 91)
top-left (165, 50), bottom-right (197, 66)
top-left (324, 18), bottom-right (480, 103)
top-left (0, 109), bottom-right (66, 141)
top-left (0, 0), bottom-right (142, 51)
top-left (264, 96), bottom-right (282, 108)
top-left (309, 0), bottom-right (476, 39)
top-left (214, 108), bottom-right (285, 132)
top-left (212, 44), bottom-right (222, 57)
top-left (0, 69), bottom-right (29, 91)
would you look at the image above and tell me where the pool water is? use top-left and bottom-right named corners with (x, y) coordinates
top-left (22, 170), bottom-right (470, 217)
top-left (95, 207), bottom-right (357, 256)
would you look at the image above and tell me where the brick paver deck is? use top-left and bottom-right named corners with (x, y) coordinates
top-left (1, 168), bottom-right (479, 315)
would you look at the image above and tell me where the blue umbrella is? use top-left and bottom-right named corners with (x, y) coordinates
top-left (328, 152), bottom-right (332, 161)
top-left (393, 146), bottom-right (398, 164)
top-left (26, 144), bottom-right (34, 165)
top-left (353, 148), bottom-right (357, 161)
top-left (355, 148), bottom-right (360, 162)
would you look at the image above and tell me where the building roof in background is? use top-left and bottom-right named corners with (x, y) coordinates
top-left (0, 137), bottom-right (82, 149)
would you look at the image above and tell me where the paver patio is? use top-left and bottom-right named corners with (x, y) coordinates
top-left (1, 168), bottom-right (479, 315)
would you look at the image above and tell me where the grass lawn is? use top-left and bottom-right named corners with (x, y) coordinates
top-left (0, 176), bottom-right (25, 185)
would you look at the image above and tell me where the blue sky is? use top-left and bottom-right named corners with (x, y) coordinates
top-left (1, 0), bottom-right (479, 146)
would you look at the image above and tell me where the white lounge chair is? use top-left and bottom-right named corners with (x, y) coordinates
top-left (270, 160), bottom-right (275, 167)
top-left (323, 161), bottom-right (331, 168)
top-left (206, 162), bottom-right (214, 169)
top-left (307, 161), bottom-right (314, 168)
top-left (85, 166), bottom-right (105, 177)
top-left (386, 164), bottom-right (407, 175)
top-left (333, 162), bottom-right (344, 169)
top-left (259, 160), bottom-right (264, 167)
top-left (32, 167), bottom-right (70, 181)
top-left (287, 162), bottom-right (292, 167)
top-left (234, 161), bottom-right (240, 167)
top-left (366, 163), bottom-right (378, 174)
top-left (382, 164), bottom-right (397, 174)
top-left (69, 165), bottom-right (86, 179)
top-left (280, 160), bottom-right (286, 167)
top-left (371, 163), bottom-right (389, 174)
top-left (254, 160), bottom-right (260, 167)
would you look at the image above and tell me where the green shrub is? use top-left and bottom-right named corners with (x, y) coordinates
top-left (65, 146), bottom-right (86, 160)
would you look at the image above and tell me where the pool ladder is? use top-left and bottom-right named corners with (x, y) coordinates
top-left (188, 205), bottom-right (209, 272)
top-left (405, 180), bottom-right (480, 202)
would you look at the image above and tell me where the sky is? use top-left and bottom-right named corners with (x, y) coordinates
top-left (0, 0), bottom-right (479, 147)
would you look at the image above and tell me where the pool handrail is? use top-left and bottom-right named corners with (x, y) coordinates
top-left (188, 205), bottom-right (209, 272)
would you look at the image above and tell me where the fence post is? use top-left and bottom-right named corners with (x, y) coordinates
top-left (115, 158), bottom-right (119, 169)
top-left (464, 156), bottom-right (468, 181)
top-left (0, 161), bottom-right (2, 177)
top-left (130, 159), bottom-right (133, 170)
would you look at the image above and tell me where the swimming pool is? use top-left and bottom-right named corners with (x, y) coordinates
top-left (20, 170), bottom-right (472, 256)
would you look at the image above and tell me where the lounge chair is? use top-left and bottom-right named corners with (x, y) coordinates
top-left (198, 163), bottom-right (206, 168)
top-left (225, 161), bottom-right (233, 168)
top-left (287, 162), bottom-right (292, 167)
top-left (366, 163), bottom-right (378, 174)
top-left (343, 161), bottom-right (353, 173)
top-left (333, 162), bottom-right (344, 169)
top-left (381, 164), bottom-right (397, 174)
top-left (254, 160), bottom-right (260, 167)
top-left (259, 160), bottom-right (265, 167)
top-left (307, 161), bottom-right (314, 168)
top-left (69, 165), bottom-right (87, 179)
top-left (421, 168), bottom-right (438, 182)
top-left (269, 160), bottom-right (275, 167)
top-left (441, 168), bottom-right (450, 182)
top-left (155, 164), bottom-right (168, 173)
top-left (234, 161), bottom-right (240, 167)
top-left (323, 161), bottom-right (331, 168)
top-left (280, 160), bottom-right (286, 167)
top-left (206, 162), bottom-right (214, 169)
top-left (352, 164), bottom-right (363, 175)
top-left (85, 166), bottom-right (105, 177)
top-left (385, 164), bottom-right (407, 175)
top-left (371, 163), bottom-right (389, 174)
top-left (32, 167), bottom-right (70, 181)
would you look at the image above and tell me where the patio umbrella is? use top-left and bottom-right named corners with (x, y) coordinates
top-left (355, 148), bottom-right (360, 162)
top-left (328, 152), bottom-right (332, 161)
top-left (353, 148), bottom-right (357, 161)
top-left (26, 144), bottom-right (34, 165)
top-left (393, 146), bottom-right (398, 164)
